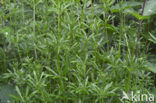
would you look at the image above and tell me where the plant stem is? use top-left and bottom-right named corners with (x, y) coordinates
top-left (135, 0), bottom-right (146, 57)
top-left (33, 0), bottom-right (37, 59)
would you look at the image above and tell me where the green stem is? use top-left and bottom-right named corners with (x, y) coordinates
top-left (33, 0), bottom-right (37, 59)
top-left (135, 0), bottom-right (146, 57)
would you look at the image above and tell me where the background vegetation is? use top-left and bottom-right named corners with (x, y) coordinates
top-left (0, 0), bottom-right (155, 103)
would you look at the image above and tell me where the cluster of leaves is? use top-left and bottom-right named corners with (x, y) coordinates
top-left (0, 0), bottom-right (155, 103)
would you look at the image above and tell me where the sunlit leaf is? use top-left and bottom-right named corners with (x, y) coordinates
top-left (15, 86), bottom-right (24, 102)
top-left (143, 0), bottom-right (156, 16)
top-left (124, 9), bottom-right (148, 20)
top-left (149, 32), bottom-right (156, 44)
top-left (111, 1), bottom-right (142, 13)
top-left (146, 62), bottom-right (156, 73)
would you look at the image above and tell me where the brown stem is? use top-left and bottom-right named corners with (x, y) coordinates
top-left (135, 0), bottom-right (147, 57)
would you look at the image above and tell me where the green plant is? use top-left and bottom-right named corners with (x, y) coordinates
top-left (0, 0), bottom-right (155, 103)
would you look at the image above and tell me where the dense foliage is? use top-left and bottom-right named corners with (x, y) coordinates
top-left (0, 0), bottom-right (155, 103)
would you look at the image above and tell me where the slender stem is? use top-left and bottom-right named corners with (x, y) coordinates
top-left (118, 0), bottom-right (124, 56)
top-left (22, 1), bottom-right (25, 23)
top-left (104, 1), bottom-right (109, 51)
top-left (135, 0), bottom-right (146, 57)
top-left (33, 1), bottom-right (37, 59)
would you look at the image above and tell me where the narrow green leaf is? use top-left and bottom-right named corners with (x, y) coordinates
top-left (15, 86), bottom-right (24, 102)
top-left (149, 32), bottom-right (156, 43)
top-left (124, 9), bottom-right (148, 20)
